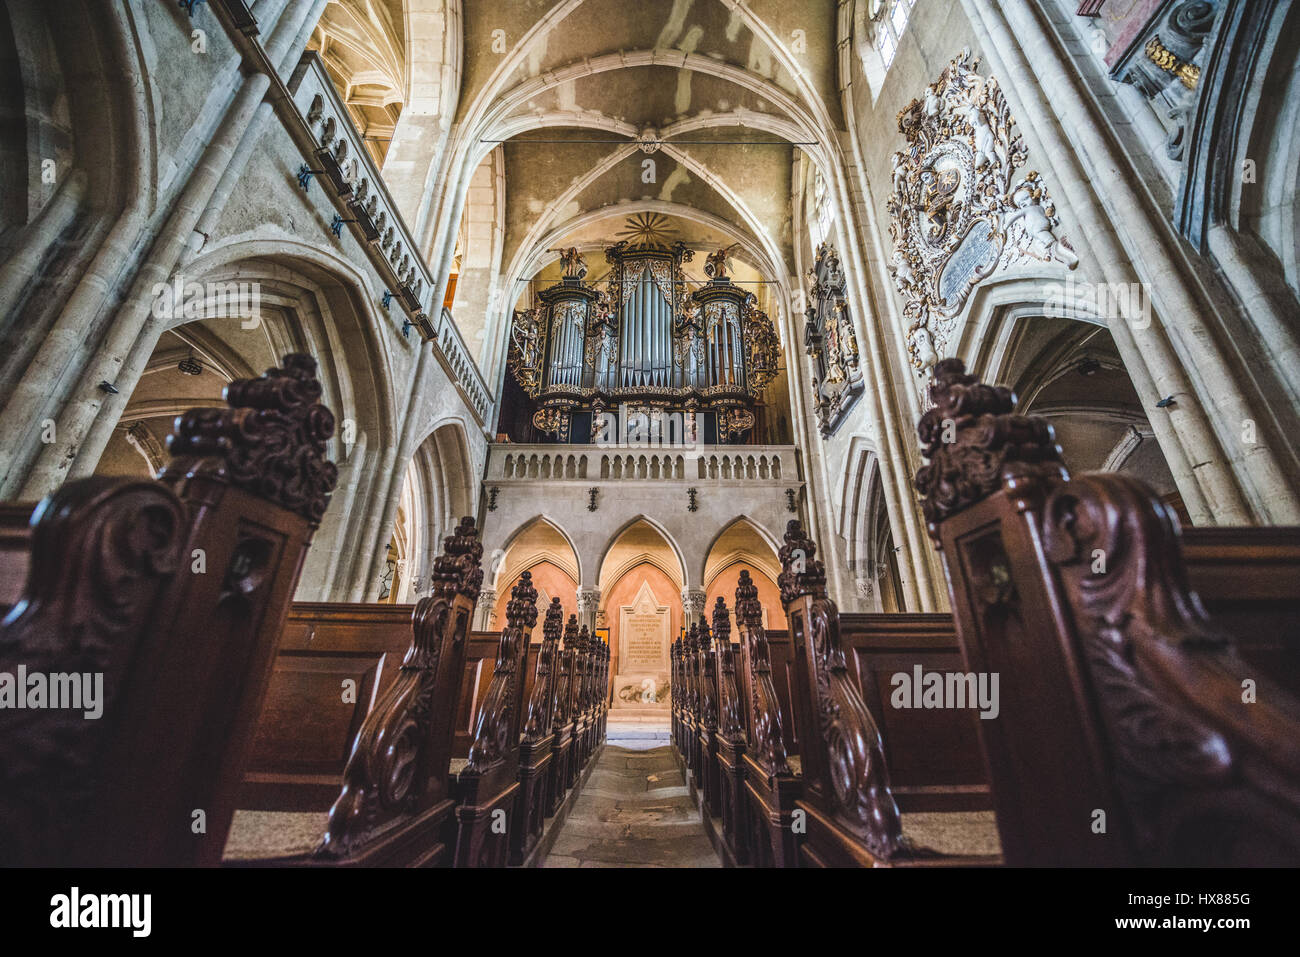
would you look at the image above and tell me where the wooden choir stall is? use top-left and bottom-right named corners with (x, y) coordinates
top-left (0, 352), bottom-right (610, 868)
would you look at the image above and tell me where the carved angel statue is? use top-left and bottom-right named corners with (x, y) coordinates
top-left (511, 308), bottom-right (542, 370)
top-left (908, 322), bottom-right (939, 373)
top-left (705, 243), bottom-right (739, 280)
top-left (889, 248), bottom-right (917, 291)
top-left (1002, 182), bottom-right (1079, 269)
top-left (823, 317), bottom-right (846, 386)
top-left (923, 85), bottom-right (942, 118)
top-left (957, 96), bottom-right (999, 172)
top-left (556, 246), bottom-right (588, 280)
top-left (835, 300), bottom-right (859, 367)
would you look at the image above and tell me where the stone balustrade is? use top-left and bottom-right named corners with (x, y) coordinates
top-left (487, 444), bottom-right (799, 483)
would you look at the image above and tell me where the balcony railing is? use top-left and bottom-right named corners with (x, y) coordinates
top-left (280, 51), bottom-right (491, 424)
top-left (485, 444), bottom-right (801, 484)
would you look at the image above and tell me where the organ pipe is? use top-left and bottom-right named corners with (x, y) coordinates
top-left (509, 240), bottom-right (781, 444)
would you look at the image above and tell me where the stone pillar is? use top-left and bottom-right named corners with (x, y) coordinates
top-left (681, 587), bottom-right (707, 628)
top-left (576, 587), bottom-right (601, 631)
top-left (475, 588), bottom-right (498, 632)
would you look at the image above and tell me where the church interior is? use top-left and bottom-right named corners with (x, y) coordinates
top-left (1, 0), bottom-right (1299, 878)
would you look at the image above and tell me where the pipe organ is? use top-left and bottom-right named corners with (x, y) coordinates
top-left (508, 241), bottom-right (780, 444)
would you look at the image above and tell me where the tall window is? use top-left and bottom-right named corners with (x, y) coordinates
top-left (874, 0), bottom-right (916, 70)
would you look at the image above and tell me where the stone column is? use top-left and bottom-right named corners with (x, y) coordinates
top-left (474, 588), bottom-right (498, 632)
top-left (576, 587), bottom-right (601, 631)
top-left (681, 587), bottom-right (707, 628)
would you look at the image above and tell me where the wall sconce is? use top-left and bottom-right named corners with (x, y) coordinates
top-left (296, 163), bottom-right (323, 191)
top-left (98, 381), bottom-right (119, 395)
top-left (785, 488), bottom-right (798, 512)
top-left (487, 487), bottom-right (499, 512)
top-left (588, 488), bottom-right (599, 512)
top-left (687, 488), bottom-right (698, 512)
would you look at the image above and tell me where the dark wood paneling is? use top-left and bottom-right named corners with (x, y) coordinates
top-left (840, 613), bottom-right (991, 811)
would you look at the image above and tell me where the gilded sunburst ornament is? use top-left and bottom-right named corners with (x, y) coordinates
top-left (615, 212), bottom-right (678, 248)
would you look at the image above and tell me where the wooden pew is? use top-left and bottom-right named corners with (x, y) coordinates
top-left (914, 358), bottom-right (1300, 866)
top-left (711, 596), bottom-right (751, 865)
top-left (546, 615), bottom-right (578, 816)
top-left (451, 571), bottom-right (538, 867)
top-left (511, 597), bottom-right (563, 865)
top-left (776, 521), bottom-right (1005, 868)
top-left (0, 354), bottom-right (339, 866)
top-left (733, 571), bottom-right (803, 867)
top-left (696, 616), bottom-right (722, 819)
top-left (307, 516), bottom-right (485, 867)
top-left (240, 602), bottom-right (416, 810)
top-left (838, 613), bottom-right (991, 812)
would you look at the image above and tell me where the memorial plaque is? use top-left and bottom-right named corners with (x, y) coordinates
top-left (614, 582), bottom-right (670, 709)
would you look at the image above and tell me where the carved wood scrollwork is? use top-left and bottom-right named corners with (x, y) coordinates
top-left (1041, 473), bottom-right (1300, 864)
top-left (524, 598), bottom-right (564, 743)
top-left (0, 478), bottom-right (186, 863)
top-left (316, 517), bottom-right (483, 859)
top-left (698, 616), bottom-right (718, 733)
top-left (735, 570), bottom-right (791, 777)
top-left (914, 357), bottom-right (1066, 539)
top-left (466, 571), bottom-right (538, 772)
top-left (163, 354), bottom-right (339, 526)
top-left (553, 615), bottom-right (577, 731)
top-left (712, 597), bottom-right (746, 742)
top-left (779, 521), bottom-right (908, 860)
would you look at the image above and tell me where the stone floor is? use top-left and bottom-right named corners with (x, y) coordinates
top-left (541, 736), bottom-right (721, 868)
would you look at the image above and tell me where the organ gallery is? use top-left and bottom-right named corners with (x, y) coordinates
top-left (505, 239), bottom-right (781, 444)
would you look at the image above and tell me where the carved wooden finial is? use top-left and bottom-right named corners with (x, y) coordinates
top-left (542, 597), bottom-right (564, 642)
top-left (163, 353), bottom-right (339, 525)
top-left (735, 569), bottom-right (761, 627)
top-left (698, 615), bottom-right (713, 652)
top-left (433, 516), bottom-right (484, 602)
top-left (778, 520), bottom-right (826, 604)
top-left (505, 571), bottom-right (539, 632)
top-left (711, 596), bottom-right (731, 644)
top-left (914, 358), bottom-right (1066, 539)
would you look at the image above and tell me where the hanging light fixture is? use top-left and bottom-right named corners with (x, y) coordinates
top-left (178, 349), bottom-right (202, 376)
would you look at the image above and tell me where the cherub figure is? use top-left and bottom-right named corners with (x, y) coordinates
top-left (890, 249), bottom-right (917, 290)
top-left (960, 99), bottom-right (998, 171)
top-left (1002, 183), bottom-right (1079, 268)
top-left (557, 246), bottom-right (588, 280)
top-left (908, 322), bottom-right (939, 373)
top-left (705, 243), bottom-right (739, 280)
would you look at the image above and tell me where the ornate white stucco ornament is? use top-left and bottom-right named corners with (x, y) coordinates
top-left (636, 128), bottom-right (663, 154)
top-left (887, 49), bottom-right (1078, 371)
